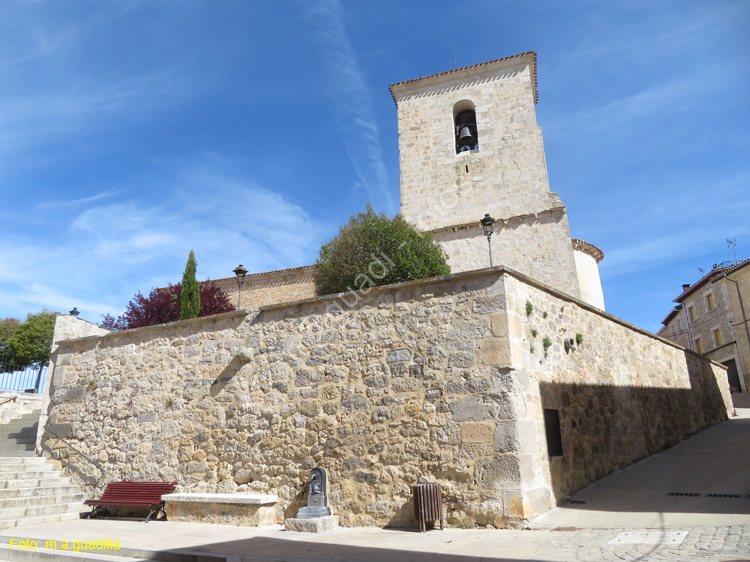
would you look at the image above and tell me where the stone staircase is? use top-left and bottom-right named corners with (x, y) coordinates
top-left (0, 410), bottom-right (40, 457)
top-left (0, 410), bottom-right (85, 529)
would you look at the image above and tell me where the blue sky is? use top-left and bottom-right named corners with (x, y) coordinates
top-left (0, 0), bottom-right (747, 333)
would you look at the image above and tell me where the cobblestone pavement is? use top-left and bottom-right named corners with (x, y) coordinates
top-left (532, 525), bottom-right (750, 562)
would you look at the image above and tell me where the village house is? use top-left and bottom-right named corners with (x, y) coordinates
top-left (659, 258), bottom-right (750, 393)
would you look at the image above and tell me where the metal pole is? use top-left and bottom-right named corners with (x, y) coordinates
top-left (487, 236), bottom-right (493, 267)
top-left (34, 364), bottom-right (44, 393)
top-left (681, 305), bottom-right (694, 352)
top-left (237, 288), bottom-right (242, 311)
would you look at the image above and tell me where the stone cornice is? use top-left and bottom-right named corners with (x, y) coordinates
top-left (426, 204), bottom-right (566, 235)
top-left (571, 239), bottom-right (605, 263)
top-left (56, 263), bottom-right (726, 370)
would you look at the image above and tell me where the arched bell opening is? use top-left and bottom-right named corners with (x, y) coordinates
top-left (453, 101), bottom-right (478, 154)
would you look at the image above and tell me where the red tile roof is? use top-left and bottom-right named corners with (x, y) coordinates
top-left (673, 257), bottom-right (750, 303)
top-left (210, 264), bottom-right (315, 285)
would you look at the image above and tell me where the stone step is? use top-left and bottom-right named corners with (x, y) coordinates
top-left (3, 410), bottom-right (42, 425)
top-left (0, 448), bottom-right (36, 456)
top-left (0, 511), bottom-right (82, 530)
top-left (0, 465), bottom-right (60, 481)
top-left (0, 427), bottom-right (37, 434)
top-left (0, 424), bottom-right (39, 430)
top-left (0, 486), bottom-right (82, 499)
top-left (0, 438), bottom-right (36, 445)
top-left (0, 545), bottom-right (150, 562)
top-left (0, 494), bottom-right (85, 509)
top-left (0, 502), bottom-right (86, 520)
top-left (0, 457), bottom-right (47, 465)
top-left (0, 433), bottom-right (37, 442)
top-left (0, 538), bottom-right (227, 562)
top-left (0, 543), bottom-right (155, 562)
top-left (0, 477), bottom-right (71, 490)
top-left (0, 463), bottom-right (52, 473)
top-left (0, 423), bottom-right (40, 431)
top-left (0, 451), bottom-right (35, 458)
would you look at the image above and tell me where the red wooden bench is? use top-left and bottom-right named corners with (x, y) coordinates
top-left (85, 481), bottom-right (177, 522)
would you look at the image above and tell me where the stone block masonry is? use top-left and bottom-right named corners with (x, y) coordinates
top-left (43, 268), bottom-right (732, 528)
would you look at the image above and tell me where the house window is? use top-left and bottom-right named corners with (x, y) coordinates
top-left (694, 338), bottom-right (703, 354)
top-left (688, 305), bottom-right (697, 322)
top-left (706, 293), bottom-right (716, 311)
top-left (713, 328), bottom-right (723, 347)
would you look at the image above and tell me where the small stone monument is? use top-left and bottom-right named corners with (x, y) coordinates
top-left (284, 467), bottom-right (338, 533)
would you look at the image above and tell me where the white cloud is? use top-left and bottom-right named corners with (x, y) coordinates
top-left (0, 162), bottom-right (332, 321)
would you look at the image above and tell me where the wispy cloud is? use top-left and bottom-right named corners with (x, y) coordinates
top-left (305, 0), bottom-right (396, 213)
top-left (36, 191), bottom-right (117, 210)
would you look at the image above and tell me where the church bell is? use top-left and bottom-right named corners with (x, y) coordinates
top-left (457, 126), bottom-right (477, 152)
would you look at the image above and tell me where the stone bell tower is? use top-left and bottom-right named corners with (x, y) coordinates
top-left (389, 52), bottom-right (585, 300)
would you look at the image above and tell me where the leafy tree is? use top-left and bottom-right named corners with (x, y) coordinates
top-left (0, 318), bottom-right (21, 365)
top-left (314, 204), bottom-right (450, 296)
top-left (0, 311), bottom-right (58, 369)
top-left (100, 281), bottom-right (234, 331)
top-left (180, 250), bottom-right (201, 321)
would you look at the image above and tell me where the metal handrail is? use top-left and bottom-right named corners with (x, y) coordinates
top-left (0, 396), bottom-right (17, 407)
top-left (42, 423), bottom-right (105, 475)
top-left (714, 260), bottom-right (740, 269)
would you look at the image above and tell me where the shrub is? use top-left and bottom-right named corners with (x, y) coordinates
top-left (314, 205), bottom-right (450, 296)
top-left (180, 250), bottom-right (200, 321)
top-left (101, 281), bottom-right (233, 331)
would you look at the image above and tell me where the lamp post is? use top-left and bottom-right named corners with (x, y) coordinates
top-left (233, 265), bottom-right (248, 310)
top-left (480, 213), bottom-right (496, 267)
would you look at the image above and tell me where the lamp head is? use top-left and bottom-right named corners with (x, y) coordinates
top-left (480, 213), bottom-right (495, 237)
top-left (233, 264), bottom-right (248, 286)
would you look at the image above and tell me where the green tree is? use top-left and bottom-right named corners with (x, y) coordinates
top-left (0, 310), bottom-right (58, 369)
top-left (314, 204), bottom-right (450, 296)
top-left (180, 250), bottom-right (201, 320)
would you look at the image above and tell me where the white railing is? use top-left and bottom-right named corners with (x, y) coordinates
top-left (0, 364), bottom-right (48, 393)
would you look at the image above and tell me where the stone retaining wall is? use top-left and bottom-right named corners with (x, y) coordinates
top-left (43, 268), bottom-right (731, 528)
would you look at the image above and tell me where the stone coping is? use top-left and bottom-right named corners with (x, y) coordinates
top-left (55, 265), bottom-right (726, 370)
top-left (0, 391), bottom-right (44, 401)
top-left (162, 493), bottom-right (278, 505)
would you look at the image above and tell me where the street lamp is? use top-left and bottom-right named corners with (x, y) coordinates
top-left (480, 213), bottom-right (496, 267)
top-left (233, 264), bottom-right (248, 310)
top-left (69, 308), bottom-right (80, 317)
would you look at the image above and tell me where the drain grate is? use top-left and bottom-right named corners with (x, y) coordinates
top-left (667, 492), bottom-right (750, 498)
top-left (609, 531), bottom-right (689, 545)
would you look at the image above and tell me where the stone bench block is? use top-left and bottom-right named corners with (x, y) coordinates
top-left (162, 493), bottom-right (279, 526)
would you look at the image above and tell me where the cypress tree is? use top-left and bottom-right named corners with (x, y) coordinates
top-left (180, 250), bottom-right (201, 320)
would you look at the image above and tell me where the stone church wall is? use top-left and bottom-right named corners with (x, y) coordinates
top-left (43, 269), bottom-right (731, 528)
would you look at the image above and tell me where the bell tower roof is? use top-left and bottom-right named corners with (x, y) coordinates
top-left (389, 51), bottom-right (538, 105)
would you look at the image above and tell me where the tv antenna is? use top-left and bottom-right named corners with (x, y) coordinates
top-left (727, 238), bottom-right (738, 263)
